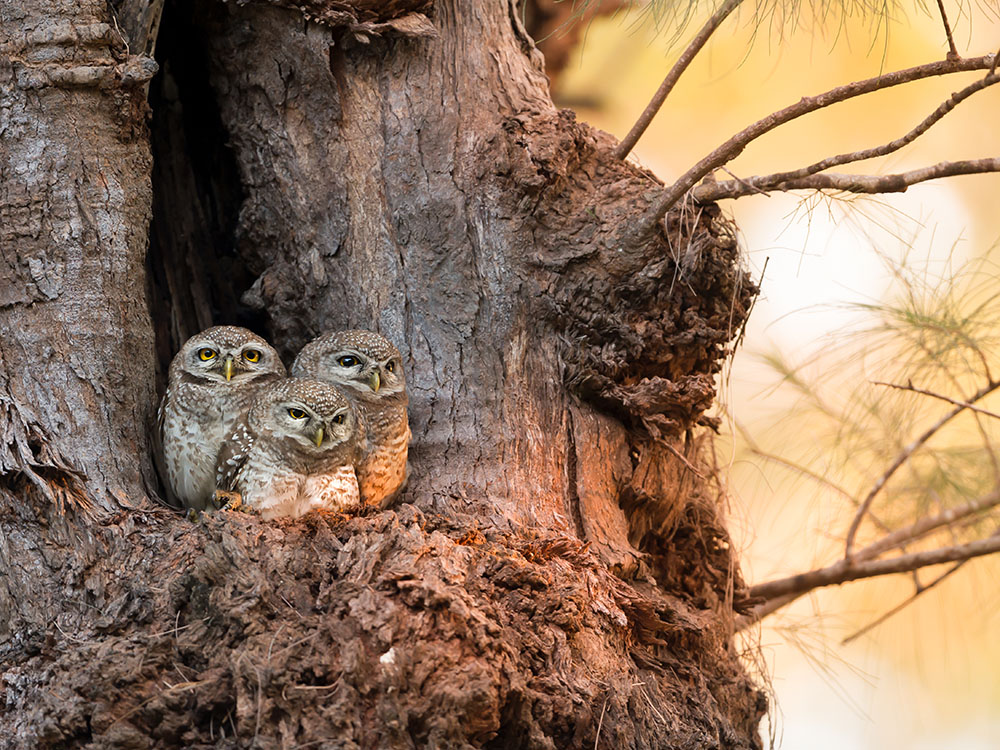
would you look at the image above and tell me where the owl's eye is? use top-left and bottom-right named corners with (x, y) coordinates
top-left (332, 413), bottom-right (346, 424)
top-left (243, 349), bottom-right (262, 363)
top-left (198, 348), bottom-right (217, 361)
top-left (385, 360), bottom-right (396, 373)
top-left (337, 355), bottom-right (359, 368)
top-left (287, 408), bottom-right (307, 419)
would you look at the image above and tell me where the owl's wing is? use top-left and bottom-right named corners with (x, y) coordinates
top-left (215, 415), bottom-right (254, 492)
top-left (150, 394), bottom-right (182, 510)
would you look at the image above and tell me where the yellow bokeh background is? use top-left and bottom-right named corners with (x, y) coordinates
top-left (552, 3), bottom-right (1000, 746)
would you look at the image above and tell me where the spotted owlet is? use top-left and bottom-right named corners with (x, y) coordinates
top-left (215, 378), bottom-right (362, 519)
top-left (291, 330), bottom-right (410, 507)
top-left (157, 326), bottom-right (286, 510)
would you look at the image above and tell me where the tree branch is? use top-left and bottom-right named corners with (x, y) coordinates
top-left (698, 159), bottom-right (1000, 200)
top-left (691, 73), bottom-right (1000, 202)
top-left (747, 533), bottom-right (1000, 601)
top-left (614, 0), bottom-right (744, 160)
top-left (860, 488), bottom-right (1000, 559)
top-left (840, 558), bottom-right (967, 645)
top-left (737, 488), bottom-right (1000, 627)
top-left (630, 53), bottom-right (998, 239)
top-left (874, 380), bottom-right (1000, 421)
top-left (844, 378), bottom-right (1000, 556)
top-left (934, 0), bottom-right (959, 61)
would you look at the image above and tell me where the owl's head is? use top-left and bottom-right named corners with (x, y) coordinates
top-left (292, 329), bottom-right (406, 403)
top-left (251, 378), bottom-right (358, 454)
top-left (173, 326), bottom-right (286, 386)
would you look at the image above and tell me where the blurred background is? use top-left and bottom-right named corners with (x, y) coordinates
top-left (531, 1), bottom-right (1000, 746)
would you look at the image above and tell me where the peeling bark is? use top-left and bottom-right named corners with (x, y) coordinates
top-left (1, 0), bottom-right (764, 747)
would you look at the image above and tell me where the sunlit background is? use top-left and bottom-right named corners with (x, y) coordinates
top-left (544, 2), bottom-right (1000, 746)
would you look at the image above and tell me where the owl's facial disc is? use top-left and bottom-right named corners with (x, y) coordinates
top-left (319, 350), bottom-right (404, 399)
top-left (188, 342), bottom-right (229, 381)
top-left (273, 400), bottom-right (323, 449)
top-left (191, 344), bottom-right (277, 384)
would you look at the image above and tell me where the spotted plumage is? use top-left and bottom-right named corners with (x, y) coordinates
top-left (157, 326), bottom-right (286, 511)
top-left (215, 378), bottom-right (362, 519)
top-left (292, 330), bottom-right (410, 507)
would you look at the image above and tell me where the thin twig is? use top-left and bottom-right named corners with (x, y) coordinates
top-left (860, 489), bottom-right (1000, 560)
top-left (841, 558), bottom-right (967, 644)
top-left (693, 73), bottom-right (1000, 202)
top-left (594, 695), bottom-right (609, 750)
top-left (748, 532), bottom-right (1000, 600)
top-left (663, 439), bottom-right (706, 479)
top-left (844, 378), bottom-right (1000, 556)
top-left (934, 0), bottom-right (959, 60)
top-left (873, 380), bottom-right (1000, 421)
top-left (614, 0), bottom-right (744, 159)
top-left (629, 53), bottom-right (998, 238)
top-left (737, 420), bottom-right (893, 534)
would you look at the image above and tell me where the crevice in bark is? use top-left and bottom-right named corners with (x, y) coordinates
top-left (145, 0), bottom-right (267, 377)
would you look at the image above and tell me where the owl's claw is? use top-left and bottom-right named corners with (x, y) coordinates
top-left (185, 508), bottom-right (202, 523)
top-left (211, 490), bottom-right (252, 513)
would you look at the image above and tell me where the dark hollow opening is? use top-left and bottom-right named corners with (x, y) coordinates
top-left (146, 0), bottom-right (268, 382)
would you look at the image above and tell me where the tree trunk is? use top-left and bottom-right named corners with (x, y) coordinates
top-left (1, 0), bottom-right (764, 747)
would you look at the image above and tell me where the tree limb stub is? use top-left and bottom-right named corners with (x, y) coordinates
top-left (632, 53), bottom-right (998, 238)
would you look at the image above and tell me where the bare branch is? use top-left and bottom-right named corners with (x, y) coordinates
top-left (861, 488), bottom-right (1000, 559)
top-left (844, 378), bottom-right (1000, 556)
top-left (874, 380), bottom-right (1000, 421)
top-left (692, 73), bottom-right (1000, 202)
top-left (841, 559), bottom-right (966, 645)
top-left (629, 53), bottom-right (998, 238)
top-left (614, 0), bottom-right (744, 160)
top-left (693, 158), bottom-right (1000, 201)
top-left (748, 533), bottom-right (1000, 601)
top-left (736, 489), bottom-right (1000, 627)
top-left (934, 0), bottom-right (959, 61)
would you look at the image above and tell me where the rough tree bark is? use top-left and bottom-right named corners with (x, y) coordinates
top-left (1, 0), bottom-right (763, 747)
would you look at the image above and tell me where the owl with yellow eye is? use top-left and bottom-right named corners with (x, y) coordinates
top-left (157, 326), bottom-right (286, 510)
top-left (215, 378), bottom-right (362, 519)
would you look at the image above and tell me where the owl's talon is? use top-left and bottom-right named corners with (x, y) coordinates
top-left (211, 489), bottom-right (247, 512)
top-left (185, 508), bottom-right (202, 523)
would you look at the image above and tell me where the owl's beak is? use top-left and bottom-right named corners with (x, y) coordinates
top-left (369, 370), bottom-right (381, 393)
top-left (224, 356), bottom-right (234, 382)
top-left (313, 426), bottom-right (324, 447)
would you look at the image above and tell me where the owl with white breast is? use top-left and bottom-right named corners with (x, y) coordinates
top-left (292, 330), bottom-right (410, 507)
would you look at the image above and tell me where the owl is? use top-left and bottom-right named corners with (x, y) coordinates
top-left (157, 326), bottom-right (286, 510)
top-left (215, 378), bottom-right (362, 519)
top-left (292, 330), bottom-right (410, 507)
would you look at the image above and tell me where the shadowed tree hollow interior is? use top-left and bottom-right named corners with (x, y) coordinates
top-left (146, 0), bottom-right (265, 376)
